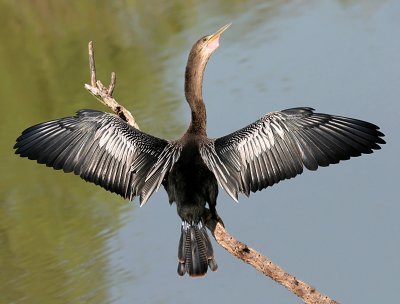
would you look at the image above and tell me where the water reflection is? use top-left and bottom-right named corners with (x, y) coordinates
top-left (0, 0), bottom-right (187, 302)
top-left (0, 0), bottom-right (396, 303)
top-left (1, 167), bottom-right (131, 303)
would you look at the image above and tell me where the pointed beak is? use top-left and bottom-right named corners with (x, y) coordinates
top-left (208, 23), bottom-right (231, 43)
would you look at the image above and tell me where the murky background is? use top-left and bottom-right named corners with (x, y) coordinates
top-left (1, 0), bottom-right (399, 303)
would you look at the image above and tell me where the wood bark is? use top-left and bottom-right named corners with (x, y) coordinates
top-left (84, 41), bottom-right (339, 304)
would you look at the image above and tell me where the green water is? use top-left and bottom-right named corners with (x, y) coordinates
top-left (1, 1), bottom-right (399, 303)
top-left (0, 1), bottom-right (187, 303)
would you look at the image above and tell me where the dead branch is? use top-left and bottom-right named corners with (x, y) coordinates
top-left (84, 41), bottom-right (339, 304)
top-left (205, 216), bottom-right (338, 304)
top-left (84, 41), bottom-right (139, 129)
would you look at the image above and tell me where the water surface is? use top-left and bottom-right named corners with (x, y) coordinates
top-left (1, 1), bottom-right (399, 303)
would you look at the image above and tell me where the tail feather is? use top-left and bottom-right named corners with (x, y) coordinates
top-left (177, 220), bottom-right (218, 277)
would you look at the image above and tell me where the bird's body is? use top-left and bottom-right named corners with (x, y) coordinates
top-left (14, 24), bottom-right (385, 277)
top-left (166, 134), bottom-right (219, 276)
top-left (167, 134), bottom-right (218, 223)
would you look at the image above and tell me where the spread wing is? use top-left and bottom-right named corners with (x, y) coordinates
top-left (14, 109), bottom-right (181, 205)
top-left (200, 107), bottom-right (385, 201)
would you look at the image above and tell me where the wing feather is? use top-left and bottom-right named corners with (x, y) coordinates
top-left (200, 107), bottom-right (385, 200)
top-left (14, 109), bottom-right (181, 204)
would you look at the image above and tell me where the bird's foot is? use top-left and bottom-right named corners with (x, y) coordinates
top-left (214, 213), bottom-right (225, 228)
top-left (206, 207), bottom-right (225, 228)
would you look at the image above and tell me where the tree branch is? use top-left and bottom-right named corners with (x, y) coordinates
top-left (84, 41), bottom-right (140, 130)
top-left (84, 42), bottom-right (339, 304)
top-left (205, 215), bottom-right (338, 304)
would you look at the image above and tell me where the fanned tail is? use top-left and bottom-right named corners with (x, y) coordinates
top-left (177, 220), bottom-right (218, 277)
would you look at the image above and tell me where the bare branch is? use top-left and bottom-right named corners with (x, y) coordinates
top-left (205, 215), bottom-right (338, 304)
top-left (83, 41), bottom-right (339, 304)
top-left (108, 72), bottom-right (116, 96)
top-left (88, 41), bottom-right (96, 87)
top-left (84, 41), bottom-right (140, 129)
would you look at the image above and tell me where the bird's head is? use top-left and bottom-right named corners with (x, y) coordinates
top-left (190, 23), bottom-right (231, 59)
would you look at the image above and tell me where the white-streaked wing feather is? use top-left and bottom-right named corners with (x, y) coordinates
top-left (200, 107), bottom-right (385, 200)
top-left (15, 109), bottom-right (181, 204)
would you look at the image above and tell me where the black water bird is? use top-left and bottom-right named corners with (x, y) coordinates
top-left (14, 24), bottom-right (385, 277)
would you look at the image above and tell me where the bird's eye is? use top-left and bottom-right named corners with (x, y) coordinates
top-left (202, 37), bottom-right (208, 42)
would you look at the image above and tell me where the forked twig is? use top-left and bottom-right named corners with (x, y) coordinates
top-left (83, 41), bottom-right (339, 304)
top-left (84, 41), bottom-right (139, 129)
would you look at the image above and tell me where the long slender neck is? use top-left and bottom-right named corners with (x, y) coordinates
top-left (184, 50), bottom-right (210, 136)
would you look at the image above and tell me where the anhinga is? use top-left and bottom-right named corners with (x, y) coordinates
top-left (14, 24), bottom-right (385, 277)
